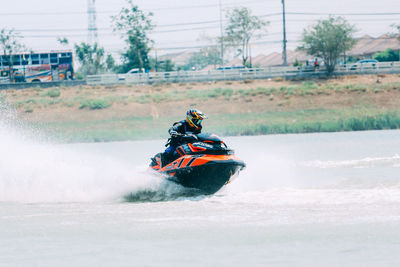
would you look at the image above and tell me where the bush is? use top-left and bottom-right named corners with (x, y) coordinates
top-left (75, 72), bottom-right (85, 80)
top-left (221, 88), bottom-right (234, 100)
top-left (152, 93), bottom-right (164, 103)
top-left (80, 99), bottom-right (111, 110)
top-left (373, 48), bottom-right (400, 62)
top-left (46, 88), bottom-right (61, 98)
top-left (302, 81), bottom-right (317, 89)
top-left (293, 59), bottom-right (302, 67)
top-left (24, 105), bottom-right (34, 113)
top-left (135, 94), bottom-right (151, 104)
top-left (273, 76), bottom-right (284, 82)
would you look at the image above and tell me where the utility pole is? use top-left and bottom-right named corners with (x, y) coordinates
top-left (249, 43), bottom-right (252, 68)
top-left (219, 0), bottom-right (224, 66)
top-left (88, 0), bottom-right (98, 45)
top-left (155, 48), bottom-right (158, 72)
top-left (281, 0), bottom-right (288, 66)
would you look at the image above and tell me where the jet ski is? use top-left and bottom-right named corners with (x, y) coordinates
top-left (149, 133), bottom-right (246, 195)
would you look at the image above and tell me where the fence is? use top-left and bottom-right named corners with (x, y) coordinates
top-left (2, 62), bottom-right (400, 88)
top-left (86, 61), bottom-right (400, 86)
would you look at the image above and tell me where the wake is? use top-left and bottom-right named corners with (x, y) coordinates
top-left (123, 180), bottom-right (205, 202)
top-left (0, 103), bottom-right (191, 203)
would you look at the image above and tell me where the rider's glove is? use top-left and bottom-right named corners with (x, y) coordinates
top-left (170, 131), bottom-right (180, 137)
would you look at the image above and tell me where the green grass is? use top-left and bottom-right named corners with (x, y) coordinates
top-left (11, 81), bottom-right (400, 112)
top-left (79, 99), bottom-right (111, 110)
top-left (39, 115), bottom-right (172, 142)
top-left (46, 88), bottom-right (61, 98)
top-left (112, 81), bottom-right (399, 103)
top-left (35, 108), bottom-right (400, 143)
top-left (217, 112), bottom-right (400, 136)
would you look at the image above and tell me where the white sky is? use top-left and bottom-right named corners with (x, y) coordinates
top-left (0, 0), bottom-right (399, 60)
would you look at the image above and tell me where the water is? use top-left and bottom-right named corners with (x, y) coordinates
top-left (1, 115), bottom-right (400, 266)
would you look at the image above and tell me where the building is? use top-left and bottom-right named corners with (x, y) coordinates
top-left (349, 34), bottom-right (400, 58)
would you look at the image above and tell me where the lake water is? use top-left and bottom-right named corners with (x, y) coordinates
top-left (1, 119), bottom-right (400, 266)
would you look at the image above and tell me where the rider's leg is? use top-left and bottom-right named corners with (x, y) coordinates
top-left (162, 145), bottom-right (177, 166)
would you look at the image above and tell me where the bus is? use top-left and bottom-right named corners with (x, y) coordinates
top-left (0, 51), bottom-right (74, 83)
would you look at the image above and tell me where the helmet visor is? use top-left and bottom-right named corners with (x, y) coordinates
top-left (192, 119), bottom-right (202, 126)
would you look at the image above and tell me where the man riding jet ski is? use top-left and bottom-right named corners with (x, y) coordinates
top-left (150, 109), bottom-right (245, 194)
top-left (161, 109), bottom-right (207, 166)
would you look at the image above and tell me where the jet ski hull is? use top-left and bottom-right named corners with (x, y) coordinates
top-left (150, 154), bottom-right (245, 194)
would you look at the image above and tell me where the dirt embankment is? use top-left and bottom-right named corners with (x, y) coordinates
top-left (2, 74), bottom-right (399, 125)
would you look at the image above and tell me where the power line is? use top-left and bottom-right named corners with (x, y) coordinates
top-left (104, 32), bottom-right (390, 49)
top-left (1, 5), bottom-right (399, 16)
top-left (8, 14), bottom-right (280, 34)
top-left (142, 0), bottom-right (267, 11)
top-left (286, 12), bottom-right (400, 16)
top-left (109, 39), bottom-right (289, 52)
top-left (0, 0), bottom-right (267, 16)
top-left (13, 16), bottom-right (400, 34)
top-left (19, 30), bottom-right (294, 39)
top-left (15, 22), bottom-right (397, 38)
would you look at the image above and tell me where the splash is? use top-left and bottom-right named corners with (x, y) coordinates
top-left (0, 104), bottom-right (187, 203)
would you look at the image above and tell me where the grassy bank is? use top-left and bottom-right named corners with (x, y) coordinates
top-left (2, 74), bottom-right (400, 142)
top-left (10, 80), bottom-right (400, 112)
top-left (38, 109), bottom-right (400, 142)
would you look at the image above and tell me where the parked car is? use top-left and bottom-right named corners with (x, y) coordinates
top-left (350, 59), bottom-right (378, 70)
top-left (118, 68), bottom-right (143, 80)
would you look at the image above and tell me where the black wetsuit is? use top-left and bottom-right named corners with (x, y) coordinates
top-left (165, 120), bottom-right (202, 154)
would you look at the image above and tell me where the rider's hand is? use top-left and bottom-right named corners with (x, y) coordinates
top-left (170, 131), bottom-right (180, 137)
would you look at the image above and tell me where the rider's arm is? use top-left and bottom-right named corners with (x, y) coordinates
top-left (168, 122), bottom-right (184, 136)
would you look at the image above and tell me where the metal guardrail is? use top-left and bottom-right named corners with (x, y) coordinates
top-left (1, 62), bottom-right (400, 89)
top-left (86, 61), bottom-right (400, 86)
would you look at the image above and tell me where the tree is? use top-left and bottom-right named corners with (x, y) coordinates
top-left (186, 34), bottom-right (223, 70)
top-left (105, 54), bottom-right (116, 71)
top-left (374, 48), bottom-right (399, 62)
top-left (185, 47), bottom-right (221, 70)
top-left (57, 37), bottom-right (69, 46)
top-left (112, 0), bottom-right (154, 73)
top-left (299, 16), bottom-right (357, 74)
top-left (394, 24), bottom-right (400, 39)
top-left (74, 42), bottom-right (105, 75)
top-left (154, 59), bottom-right (175, 72)
top-left (224, 7), bottom-right (269, 67)
top-left (0, 28), bottom-right (25, 82)
top-left (392, 24), bottom-right (400, 61)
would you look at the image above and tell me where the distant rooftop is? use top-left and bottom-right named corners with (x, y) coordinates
top-left (158, 34), bottom-right (400, 69)
top-left (225, 34), bottom-right (400, 67)
top-left (349, 34), bottom-right (400, 56)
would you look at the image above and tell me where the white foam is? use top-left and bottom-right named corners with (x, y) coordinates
top-left (213, 188), bottom-right (400, 206)
top-left (302, 155), bottom-right (400, 169)
top-left (0, 106), bottom-right (163, 203)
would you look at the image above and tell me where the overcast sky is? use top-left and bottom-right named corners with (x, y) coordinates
top-left (1, 0), bottom-right (399, 59)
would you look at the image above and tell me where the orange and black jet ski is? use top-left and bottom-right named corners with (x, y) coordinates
top-left (149, 133), bottom-right (246, 194)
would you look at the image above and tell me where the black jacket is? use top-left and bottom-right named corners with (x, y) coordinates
top-left (167, 120), bottom-right (202, 146)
